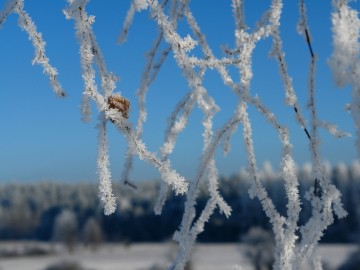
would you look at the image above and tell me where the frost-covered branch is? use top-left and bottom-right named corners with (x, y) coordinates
top-left (96, 115), bottom-right (116, 215)
top-left (118, 1), bottom-right (136, 44)
top-left (0, 0), bottom-right (66, 97)
top-left (295, 1), bottom-right (348, 267)
top-left (15, 1), bottom-right (66, 97)
top-left (0, 0), bottom-right (17, 28)
top-left (64, 0), bottom-right (118, 214)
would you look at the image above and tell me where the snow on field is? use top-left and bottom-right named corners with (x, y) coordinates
top-left (0, 242), bottom-right (357, 270)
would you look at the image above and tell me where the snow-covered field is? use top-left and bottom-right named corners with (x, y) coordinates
top-left (0, 242), bottom-right (357, 270)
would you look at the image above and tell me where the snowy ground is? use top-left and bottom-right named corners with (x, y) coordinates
top-left (0, 242), bottom-right (357, 270)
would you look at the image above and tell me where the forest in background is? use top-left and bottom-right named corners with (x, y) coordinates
top-left (0, 161), bottom-right (359, 244)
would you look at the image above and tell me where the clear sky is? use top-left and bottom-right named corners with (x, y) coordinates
top-left (0, 0), bottom-right (358, 183)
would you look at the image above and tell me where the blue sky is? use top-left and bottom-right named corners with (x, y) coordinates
top-left (0, 0), bottom-right (358, 183)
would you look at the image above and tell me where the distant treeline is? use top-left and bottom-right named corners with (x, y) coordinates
top-left (0, 162), bottom-right (359, 243)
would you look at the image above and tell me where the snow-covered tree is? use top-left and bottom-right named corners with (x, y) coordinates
top-left (53, 209), bottom-right (78, 252)
top-left (82, 217), bottom-right (103, 250)
top-left (241, 227), bottom-right (275, 270)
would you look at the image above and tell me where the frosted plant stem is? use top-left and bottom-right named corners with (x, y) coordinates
top-left (137, 32), bottom-right (164, 136)
top-left (295, 1), bottom-right (348, 266)
top-left (230, 2), bottom-right (300, 266)
top-left (64, 0), bottom-right (99, 121)
top-left (64, 0), bottom-right (120, 215)
top-left (66, 0), bottom-right (117, 111)
top-left (231, 0), bottom-right (247, 31)
top-left (122, 0), bottom-right (175, 188)
top-left (121, 31), bottom-right (164, 189)
top-left (148, 0), bottom-right (220, 216)
top-left (269, 0), bottom-right (308, 133)
top-left (121, 0), bottom-right (181, 189)
top-left (296, 183), bottom-right (347, 269)
top-left (155, 91), bottom-right (197, 215)
top-left (0, 0), bottom-right (17, 28)
top-left (1, 0), bottom-right (66, 97)
top-left (250, 95), bottom-right (301, 268)
top-left (153, 180), bottom-right (170, 215)
top-left (97, 115), bottom-right (116, 215)
top-left (156, 74), bottom-right (216, 215)
top-left (298, 8), bottom-right (324, 248)
top-left (119, 0), bottom-right (171, 44)
top-left (135, 0), bottom-right (175, 139)
top-left (107, 109), bottom-right (188, 195)
top-left (9, 0), bottom-right (66, 97)
top-left (148, 45), bottom-right (172, 84)
top-left (310, 249), bottom-right (323, 270)
top-left (239, 100), bottom-right (291, 270)
top-left (298, 0), bottom-right (322, 186)
top-left (148, 0), bottom-right (197, 70)
top-left (170, 118), bottom-right (238, 270)
top-left (118, 1), bottom-right (136, 44)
